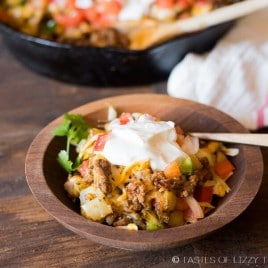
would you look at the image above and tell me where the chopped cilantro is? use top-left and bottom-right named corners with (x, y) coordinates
top-left (53, 113), bottom-right (90, 173)
top-left (43, 20), bottom-right (57, 34)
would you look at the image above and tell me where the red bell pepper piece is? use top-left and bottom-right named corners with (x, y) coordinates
top-left (194, 186), bottom-right (213, 203)
top-left (214, 159), bottom-right (235, 180)
top-left (94, 133), bottom-right (109, 151)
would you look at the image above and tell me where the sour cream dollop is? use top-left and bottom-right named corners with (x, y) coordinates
top-left (75, 0), bottom-right (93, 9)
top-left (118, 0), bottom-right (155, 21)
top-left (100, 114), bottom-right (188, 170)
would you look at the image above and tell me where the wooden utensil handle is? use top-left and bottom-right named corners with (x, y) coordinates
top-left (130, 0), bottom-right (268, 49)
top-left (191, 133), bottom-right (268, 147)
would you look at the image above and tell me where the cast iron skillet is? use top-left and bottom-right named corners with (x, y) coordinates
top-left (0, 21), bottom-right (234, 87)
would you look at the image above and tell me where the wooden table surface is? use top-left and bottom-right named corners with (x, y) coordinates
top-left (0, 35), bottom-right (268, 268)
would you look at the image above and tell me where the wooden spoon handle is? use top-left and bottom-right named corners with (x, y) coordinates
top-left (129, 0), bottom-right (268, 49)
top-left (191, 133), bottom-right (268, 147)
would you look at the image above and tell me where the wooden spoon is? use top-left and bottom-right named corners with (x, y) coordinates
top-left (128, 0), bottom-right (268, 50)
top-left (191, 133), bottom-right (268, 147)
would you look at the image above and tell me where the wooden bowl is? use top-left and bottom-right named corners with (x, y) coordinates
top-left (25, 94), bottom-right (263, 251)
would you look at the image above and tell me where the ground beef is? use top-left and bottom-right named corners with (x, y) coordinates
top-left (126, 180), bottom-right (146, 212)
top-left (112, 215), bottom-right (132, 227)
top-left (151, 170), bottom-right (202, 197)
top-left (195, 158), bottom-right (213, 183)
top-left (93, 158), bottom-right (112, 194)
top-left (180, 175), bottom-right (199, 197)
top-left (89, 28), bottom-right (130, 48)
top-left (152, 171), bottom-right (181, 191)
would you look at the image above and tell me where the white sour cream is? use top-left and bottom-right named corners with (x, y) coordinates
top-left (75, 0), bottom-right (93, 9)
top-left (99, 114), bottom-right (188, 170)
top-left (118, 0), bottom-right (155, 21)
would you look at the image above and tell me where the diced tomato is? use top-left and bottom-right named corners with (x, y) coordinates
top-left (78, 160), bottom-right (89, 177)
top-left (176, 0), bottom-right (192, 8)
top-left (65, 0), bottom-right (76, 9)
top-left (93, 13), bottom-right (117, 28)
top-left (54, 0), bottom-right (122, 28)
top-left (55, 10), bottom-right (84, 28)
top-left (156, 0), bottom-right (176, 8)
top-left (83, 0), bottom-right (122, 27)
top-left (195, 0), bottom-right (209, 7)
top-left (194, 186), bottom-right (213, 203)
top-left (50, 0), bottom-right (76, 9)
top-left (119, 112), bottom-right (132, 125)
top-left (214, 159), bottom-right (235, 180)
top-left (83, 7), bottom-right (100, 23)
top-left (94, 133), bottom-right (109, 151)
top-left (96, 0), bottom-right (122, 14)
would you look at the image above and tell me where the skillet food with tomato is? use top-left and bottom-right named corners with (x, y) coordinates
top-left (0, 0), bottom-right (243, 49)
top-left (53, 108), bottom-right (238, 230)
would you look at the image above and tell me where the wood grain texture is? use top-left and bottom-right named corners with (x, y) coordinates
top-left (0, 35), bottom-right (268, 267)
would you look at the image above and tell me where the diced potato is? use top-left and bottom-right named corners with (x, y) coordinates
top-left (81, 198), bottom-right (113, 221)
top-left (80, 186), bottom-right (113, 221)
top-left (111, 165), bottom-right (123, 186)
top-left (64, 175), bottom-right (91, 198)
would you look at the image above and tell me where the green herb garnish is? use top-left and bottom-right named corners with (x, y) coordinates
top-left (43, 19), bottom-right (57, 34)
top-left (53, 113), bottom-right (90, 173)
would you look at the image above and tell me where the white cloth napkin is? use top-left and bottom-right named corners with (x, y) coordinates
top-left (167, 8), bottom-right (268, 130)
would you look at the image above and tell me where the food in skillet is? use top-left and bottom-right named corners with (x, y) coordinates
top-left (0, 0), bottom-right (243, 48)
top-left (53, 108), bottom-right (238, 230)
